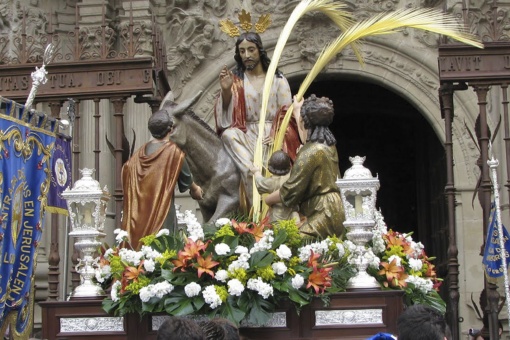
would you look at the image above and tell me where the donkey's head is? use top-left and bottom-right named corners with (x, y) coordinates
top-left (158, 91), bottom-right (202, 148)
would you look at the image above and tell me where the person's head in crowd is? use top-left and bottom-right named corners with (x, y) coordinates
top-left (157, 316), bottom-right (205, 340)
top-left (200, 318), bottom-right (240, 340)
top-left (397, 304), bottom-right (451, 340)
top-left (366, 332), bottom-right (396, 339)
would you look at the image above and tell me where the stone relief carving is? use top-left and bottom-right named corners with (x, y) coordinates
top-left (0, 0), bottom-right (49, 63)
top-left (78, 23), bottom-right (117, 60)
top-left (0, 0), bottom-right (10, 31)
top-left (117, 19), bottom-right (154, 57)
top-left (447, 0), bottom-right (510, 42)
top-left (250, 0), bottom-right (300, 26)
top-left (164, 0), bottom-right (228, 97)
top-left (295, 15), bottom-right (342, 66)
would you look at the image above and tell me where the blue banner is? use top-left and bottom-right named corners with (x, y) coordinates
top-left (0, 98), bottom-right (55, 338)
top-left (482, 203), bottom-right (510, 280)
top-left (46, 135), bottom-right (72, 215)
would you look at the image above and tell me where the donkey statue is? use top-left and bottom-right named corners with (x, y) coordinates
top-left (160, 91), bottom-right (243, 223)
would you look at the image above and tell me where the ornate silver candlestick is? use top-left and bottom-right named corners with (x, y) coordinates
top-left (62, 168), bottom-right (110, 299)
top-left (337, 156), bottom-right (381, 290)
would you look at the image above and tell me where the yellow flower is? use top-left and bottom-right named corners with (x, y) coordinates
top-left (256, 266), bottom-right (275, 281)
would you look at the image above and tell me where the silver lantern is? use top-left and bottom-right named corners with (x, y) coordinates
top-left (62, 168), bottom-right (110, 299)
top-left (337, 156), bottom-right (380, 290)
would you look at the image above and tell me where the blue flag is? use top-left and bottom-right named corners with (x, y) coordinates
top-left (46, 135), bottom-right (72, 215)
top-left (482, 203), bottom-right (510, 279)
top-left (0, 98), bottom-right (55, 338)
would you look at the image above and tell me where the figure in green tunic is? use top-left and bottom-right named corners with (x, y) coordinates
top-left (265, 94), bottom-right (345, 239)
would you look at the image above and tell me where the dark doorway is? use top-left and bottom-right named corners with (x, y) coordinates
top-left (288, 78), bottom-right (448, 272)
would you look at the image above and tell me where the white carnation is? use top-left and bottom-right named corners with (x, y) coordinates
top-left (408, 258), bottom-right (423, 271)
top-left (215, 218), bottom-right (230, 227)
top-left (143, 259), bottom-right (156, 272)
top-left (156, 229), bottom-right (170, 237)
top-left (291, 275), bottom-right (304, 289)
top-left (336, 243), bottom-right (345, 258)
top-left (298, 245), bottom-right (312, 262)
top-left (104, 248), bottom-right (114, 259)
top-left (276, 244), bottom-right (292, 260)
top-left (184, 282), bottom-right (202, 297)
top-left (235, 246), bottom-right (249, 254)
top-left (113, 229), bottom-right (129, 244)
top-left (203, 285), bottom-right (222, 309)
top-left (111, 281), bottom-right (121, 302)
top-left (215, 243), bottom-right (231, 256)
top-left (141, 246), bottom-right (162, 261)
top-left (139, 286), bottom-right (152, 303)
top-left (215, 269), bottom-right (229, 282)
top-left (272, 262), bottom-right (287, 275)
top-left (247, 277), bottom-right (274, 299)
top-left (118, 248), bottom-right (143, 266)
top-left (227, 279), bottom-right (245, 296)
top-left (250, 230), bottom-right (274, 253)
top-left (139, 281), bottom-right (174, 302)
top-left (406, 275), bottom-right (434, 294)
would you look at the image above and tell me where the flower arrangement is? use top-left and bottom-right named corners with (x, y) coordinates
top-left (99, 212), bottom-right (355, 325)
top-left (368, 211), bottom-right (445, 313)
top-left (98, 211), bottom-right (445, 325)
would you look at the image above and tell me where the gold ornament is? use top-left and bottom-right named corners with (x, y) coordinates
top-left (219, 9), bottom-right (271, 38)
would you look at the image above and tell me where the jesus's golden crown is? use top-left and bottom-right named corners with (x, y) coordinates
top-left (219, 9), bottom-right (271, 38)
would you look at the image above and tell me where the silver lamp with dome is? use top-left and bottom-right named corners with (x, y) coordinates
top-left (337, 156), bottom-right (380, 290)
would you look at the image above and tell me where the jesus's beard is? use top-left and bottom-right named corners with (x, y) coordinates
top-left (244, 58), bottom-right (260, 71)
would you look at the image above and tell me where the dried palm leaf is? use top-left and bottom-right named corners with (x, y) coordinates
top-left (252, 0), bottom-right (357, 220)
top-left (272, 7), bottom-right (483, 158)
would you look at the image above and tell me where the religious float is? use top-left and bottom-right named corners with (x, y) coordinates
top-left (39, 156), bottom-right (442, 340)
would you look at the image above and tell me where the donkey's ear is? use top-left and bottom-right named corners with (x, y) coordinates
top-left (159, 91), bottom-right (175, 110)
top-left (172, 91), bottom-right (203, 117)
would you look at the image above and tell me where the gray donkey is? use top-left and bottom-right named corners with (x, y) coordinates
top-left (160, 91), bottom-right (243, 223)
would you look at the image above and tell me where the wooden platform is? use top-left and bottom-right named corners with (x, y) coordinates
top-left (39, 290), bottom-right (404, 340)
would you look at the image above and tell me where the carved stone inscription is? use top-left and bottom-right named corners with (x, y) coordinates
top-left (438, 44), bottom-right (510, 82)
top-left (0, 59), bottom-right (155, 101)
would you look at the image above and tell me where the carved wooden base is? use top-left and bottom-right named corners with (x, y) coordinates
top-left (39, 290), bottom-right (404, 340)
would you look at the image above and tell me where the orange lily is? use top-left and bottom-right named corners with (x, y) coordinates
top-left (171, 256), bottom-right (189, 273)
top-left (423, 261), bottom-right (437, 279)
top-left (195, 253), bottom-right (220, 279)
top-left (378, 258), bottom-right (404, 286)
top-left (307, 267), bottom-right (333, 294)
top-left (179, 239), bottom-right (208, 260)
top-left (384, 231), bottom-right (412, 255)
top-left (232, 220), bottom-right (253, 235)
top-left (391, 272), bottom-right (408, 288)
top-left (121, 261), bottom-right (145, 292)
top-left (251, 216), bottom-right (271, 242)
top-left (307, 250), bottom-right (321, 269)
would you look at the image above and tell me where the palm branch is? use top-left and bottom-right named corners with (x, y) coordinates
top-left (272, 7), bottom-right (483, 158)
top-left (252, 0), bottom-right (358, 220)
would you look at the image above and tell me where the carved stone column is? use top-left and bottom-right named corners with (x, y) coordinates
top-left (439, 83), bottom-right (462, 340)
top-left (47, 100), bottom-right (63, 301)
top-left (473, 84), bottom-right (500, 340)
top-left (111, 97), bottom-right (127, 229)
